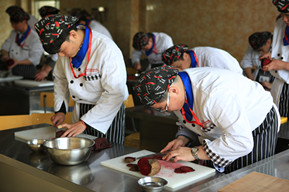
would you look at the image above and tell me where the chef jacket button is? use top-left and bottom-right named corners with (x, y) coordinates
top-left (281, 57), bottom-right (284, 60)
top-left (72, 95), bottom-right (75, 98)
top-left (192, 124), bottom-right (195, 127)
top-left (278, 53), bottom-right (280, 56)
top-left (70, 80), bottom-right (74, 84)
top-left (80, 83), bottom-right (83, 87)
top-left (78, 68), bottom-right (81, 71)
top-left (183, 120), bottom-right (186, 124)
top-left (275, 71), bottom-right (277, 73)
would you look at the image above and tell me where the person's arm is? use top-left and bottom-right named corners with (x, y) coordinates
top-left (34, 64), bottom-right (52, 81)
top-left (263, 59), bottom-right (289, 71)
top-left (131, 49), bottom-right (142, 70)
top-left (244, 67), bottom-right (255, 80)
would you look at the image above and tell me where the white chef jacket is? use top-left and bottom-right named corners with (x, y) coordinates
top-left (1, 29), bottom-right (43, 65)
top-left (240, 45), bottom-right (262, 79)
top-left (28, 14), bottom-right (38, 31)
top-left (270, 17), bottom-right (289, 106)
top-left (192, 47), bottom-right (243, 74)
top-left (53, 30), bottom-right (129, 134)
top-left (131, 32), bottom-right (173, 65)
top-left (89, 20), bottom-right (113, 40)
top-left (175, 67), bottom-right (275, 164)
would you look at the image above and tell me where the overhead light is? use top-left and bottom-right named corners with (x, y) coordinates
top-left (98, 6), bottom-right (105, 12)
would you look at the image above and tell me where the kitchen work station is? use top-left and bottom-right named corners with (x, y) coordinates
top-left (1, 0), bottom-right (289, 192)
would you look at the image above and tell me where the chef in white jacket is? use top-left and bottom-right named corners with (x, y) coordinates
top-left (240, 31), bottom-right (274, 90)
top-left (162, 44), bottom-right (242, 74)
top-left (71, 9), bottom-right (113, 40)
top-left (35, 15), bottom-right (128, 144)
top-left (131, 32), bottom-right (173, 71)
top-left (263, 1), bottom-right (289, 119)
top-left (1, 7), bottom-right (43, 79)
top-left (133, 65), bottom-right (280, 173)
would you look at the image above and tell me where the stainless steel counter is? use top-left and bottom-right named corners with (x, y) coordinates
top-left (0, 124), bottom-right (288, 192)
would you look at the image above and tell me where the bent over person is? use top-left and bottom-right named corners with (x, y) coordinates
top-left (35, 15), bottom-right (128, 144)
top-left (133, 65), bottom-right (280, 173)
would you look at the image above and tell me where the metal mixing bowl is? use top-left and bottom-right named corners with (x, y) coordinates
top-left (43, 137), bottom-right (95, 165)
top-left (27, 139), bottom-right (46, 152)
top-left (138, 177), bottom-right (168, 192)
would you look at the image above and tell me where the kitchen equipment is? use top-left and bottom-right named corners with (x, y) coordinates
top-left (43, 137), bottom-right (95, 165)
top-left (138, 177), bottom-right (168, 192)
top-left (218, 171), bottom-right (289, 192)
top-left (101, 150), bottom-right (215, 191)
top-left (14, 126), bottom-right (97, 143)
top-left (14, 80), bottom-right (54, 87)
top-left (27, 139), bottom-right (46, 152)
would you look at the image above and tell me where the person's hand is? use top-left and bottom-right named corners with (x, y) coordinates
top-left (162, 147), bottom-right (194, 162)
top-left (160, 136), bottom-right (189, 153)
top-left (263, 59), bottom-right (286, 71)
top-left (34, 70), bottom-right (48, 81)
top-left (57, 121), bottom-right (87, 137)
top-left (51, 112), bottom-right (65, 127)
top-left (260, 52), bottom-right (272, 60)
top-left (133, 62), bottom-right (141, 71)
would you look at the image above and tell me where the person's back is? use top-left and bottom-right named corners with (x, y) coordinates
top-left (192, 46), bottom-right (243, 74)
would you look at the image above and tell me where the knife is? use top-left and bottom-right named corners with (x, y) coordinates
top-left (137, 152), bottom-right (167, 159)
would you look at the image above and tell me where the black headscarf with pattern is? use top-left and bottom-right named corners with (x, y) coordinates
top-left (34, 14), bottom-right (78, 54)
top-left (162, 44), bottom-right (189, 65)
top-left (133, 65), bottom-right (179, 106)
top-left (6, 6), bottom-right (30, 23)
top-left (248, 32), bottom-right (272, 50)
top-left (132, 32), bottom-right (149, 50)
top-left (39, 6), bottom-right (60, 18)
top-left (273, 0), bottom-right (289, 13)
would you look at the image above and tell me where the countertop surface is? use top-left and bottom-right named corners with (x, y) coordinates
top-left (0, 124), bottom-right (288, 192)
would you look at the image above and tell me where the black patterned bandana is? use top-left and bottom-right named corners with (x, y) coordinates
top-left (34, 14), bottom-right (78, 54)
top-left (273, 0), bottom-right (289, 13)
top-left (249, 32), bottom-right (272, 50)
top-left (39, 6), bottom-right (60, 18)
top-left (133, 65), bottom-right (179, 106)
top-left (133, 32), bottom-right (149, 50)
top-left (6, 6), bottom-right (30, 22)
top-left (162, 44), bottom-right (188, 65)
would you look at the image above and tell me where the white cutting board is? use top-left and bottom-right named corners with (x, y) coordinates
top-left (101, 150), bottom-right (216, 191)
top-left (14, 80), bottom-right (54, 87)
top-left (14, 126), bottom-right (97, 142)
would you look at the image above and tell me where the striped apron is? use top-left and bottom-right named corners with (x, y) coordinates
top-left (79, 103), bottom-right (125, 144)
top-left (278, 83), bottom-right (289, 118)
top-left (203, 106), bottom-right (279, 174)
top-left (12, 65), bottom-right (37, 79)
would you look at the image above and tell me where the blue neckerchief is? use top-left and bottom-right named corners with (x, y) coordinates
top-left (284, 26), bottom-right (289, 46)
top-left (178, 71), bottom-right (194, 121)
top-left (145, 34), bottom-right (155, 56)
top-left (16, 26), bottom-right (31, 46)
top-left (71, 27), bottom-right (90, 68)
top-left (188, 50), bottom-right (198, 68)
top-left (86, 19), bottom-right (92, 27)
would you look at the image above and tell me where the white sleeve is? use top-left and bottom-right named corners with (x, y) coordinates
top-left (131, 49), bottom-right (142, 65)
top-left (53, 58), bottom-right (70, 112)
top-left (240, 46), bottom-right (255, 69)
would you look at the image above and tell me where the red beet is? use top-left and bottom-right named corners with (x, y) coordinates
top-left (124, 156), bottom-right (136, 163)
top-left (174, 166), bottom-right (195, 174)
top-left (261, 58), bottom-right (271, 67)
top-left (127, 164), bottom-right (139, 171)
top-left (137, 157), bottom-right (161, 176)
